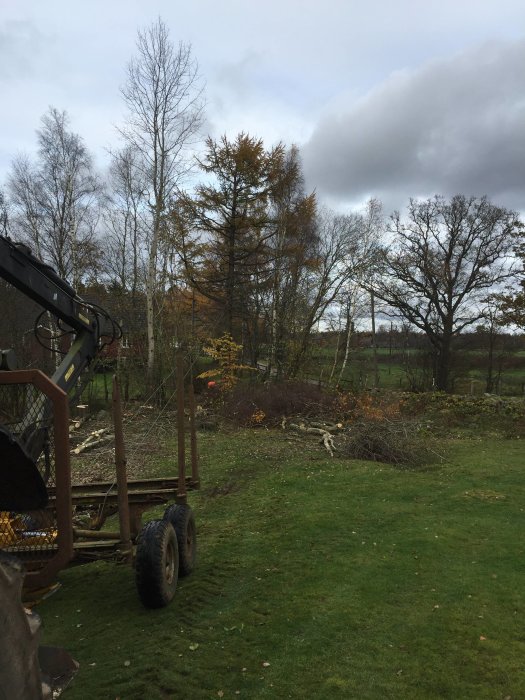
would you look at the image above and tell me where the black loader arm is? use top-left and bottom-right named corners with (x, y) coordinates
top-left (0, 235), bottom-right (99, 393)
top-left (0, 235), bottom-right (118, 511)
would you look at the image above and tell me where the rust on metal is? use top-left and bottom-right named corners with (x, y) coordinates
top-left (176, 351), bottom-right (187, 501)
top-left (188, 380), bottom-right (200, 487)
top-left (72, 528), bottom-right (121, 540)
top-left (112, 375), bottom-right (132, 562)
top-left (48, 478), bottom-right (195, 504)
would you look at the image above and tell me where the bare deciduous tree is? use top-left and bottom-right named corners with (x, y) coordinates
top-left (320, 200), bottom-right (384, 387)
top-left (120, 18), bottom-right (204, 376)
top-left (372, 195), bottom-right (522, 391)
top-left (266, 145), bottom-right (317, 378)
top-left (286, 209), bottom-right (361, 377)
top-left (8, 107), bottom-right (101, 286)
top-left (103, 146), bottom-right (147, 298)
top-left (0, 190), bottom-right (9, 236)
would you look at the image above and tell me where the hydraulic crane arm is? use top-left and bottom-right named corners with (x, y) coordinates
top-left (0, 237), bottom-right (88, 329)
top-left (0, 235), bottom-right (120, 511)
top-left (0, 236), bottom-right (100, 393)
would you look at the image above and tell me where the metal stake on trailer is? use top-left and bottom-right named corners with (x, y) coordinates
top-left (176, 350), bottom-right (188, 504)
top-left (112, 375), bottom-right (132, 564)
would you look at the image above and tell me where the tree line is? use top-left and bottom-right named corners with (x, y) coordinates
top-left (1, 18), bottom-right (523, 394)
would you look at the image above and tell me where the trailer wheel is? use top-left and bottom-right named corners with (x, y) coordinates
top-left (135, 519), bottom-right (178, 608)
top-left (163, 504), bottom-right (196, 577)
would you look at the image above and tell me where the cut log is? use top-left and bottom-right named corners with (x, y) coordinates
top-left (288, 422), bottom-right (336, 457)
top-left (322, 431), bottom-right (335, 457)
top-left (71, 435), bottom-right (113, 455)
top-left (289, 423), bottom-right (328, 436)
top-left (310, 421), bottom-right (343, 433)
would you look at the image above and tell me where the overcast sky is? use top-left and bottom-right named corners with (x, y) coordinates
top-left (1, 0), bottom-right (524, 215)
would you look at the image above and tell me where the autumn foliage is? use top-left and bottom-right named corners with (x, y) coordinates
top-left (198, 333), bottom-right (253, 391)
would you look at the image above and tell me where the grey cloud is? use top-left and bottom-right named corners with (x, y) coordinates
top-left (213, 51), bottom-right (263, 100)
top-left (205, 52), bottom-right (260, 137)
top-left (0, 20), bottom-right (49, 81)
top-left (302, 39), bottom-right (525, 213)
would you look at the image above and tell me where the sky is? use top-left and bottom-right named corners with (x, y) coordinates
top-left (1, 0), bottom-right (524, 216)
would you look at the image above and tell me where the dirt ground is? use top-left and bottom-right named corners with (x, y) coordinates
top-left (69, 405), bottom-right (180, 484)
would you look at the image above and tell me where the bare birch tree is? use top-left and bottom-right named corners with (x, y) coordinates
top-left (8, 107), bottom-right (101, 285)
top-left (0, 190), bottom-right (9, 236)
top-left (119, 18), bottom-right (204, 377)
top-left (103, 146), bottom-right (147, 297)
top-left (330, 283), bottom-right (369, 387)
top-left (336, 199), bottom-right (384, 386)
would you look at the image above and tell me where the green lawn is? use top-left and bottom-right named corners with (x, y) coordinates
top-left (38, 430), bottom-right (525, 699)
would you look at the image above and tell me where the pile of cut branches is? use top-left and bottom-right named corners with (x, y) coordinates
top-left (336, 420), bottom-right (443, 468)
top-left (283, 417), bottom-right (443, 468)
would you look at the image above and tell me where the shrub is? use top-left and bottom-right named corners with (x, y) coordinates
top-left (218, 381), bottom-right (337, 426)
top-left (336, 391), bottom-right (402, 422)
top-left (198, 334), bottom-right (254, 391)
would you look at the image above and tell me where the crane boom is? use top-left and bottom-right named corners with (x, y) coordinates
top-left (0, 235), bottom-right (119, 510)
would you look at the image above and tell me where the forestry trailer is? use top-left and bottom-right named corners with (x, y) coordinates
top-left (0, 235), bottom-right (198, 698)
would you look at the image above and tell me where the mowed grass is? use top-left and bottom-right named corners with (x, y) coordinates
top-left (37, 430), bottom-right (525, 699)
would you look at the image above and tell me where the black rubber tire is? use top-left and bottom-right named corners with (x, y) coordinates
top-left (135, 519), bottom-right (178, 608)
top-left (163, 504), bottom-right (196, 577)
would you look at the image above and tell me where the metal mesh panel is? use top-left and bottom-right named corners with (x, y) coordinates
top-left (0, 382), bottom-right (58, 564)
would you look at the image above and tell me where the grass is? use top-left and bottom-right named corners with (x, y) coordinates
top-left (305, 343), bottom-right (525, 394)
top-left (36, 429), bottom-right (525, 699)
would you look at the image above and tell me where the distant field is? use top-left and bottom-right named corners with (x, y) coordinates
top-left (302, 344), bottom-right (525, 395)
top-left (81, 340), bottom-right (525, 403)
